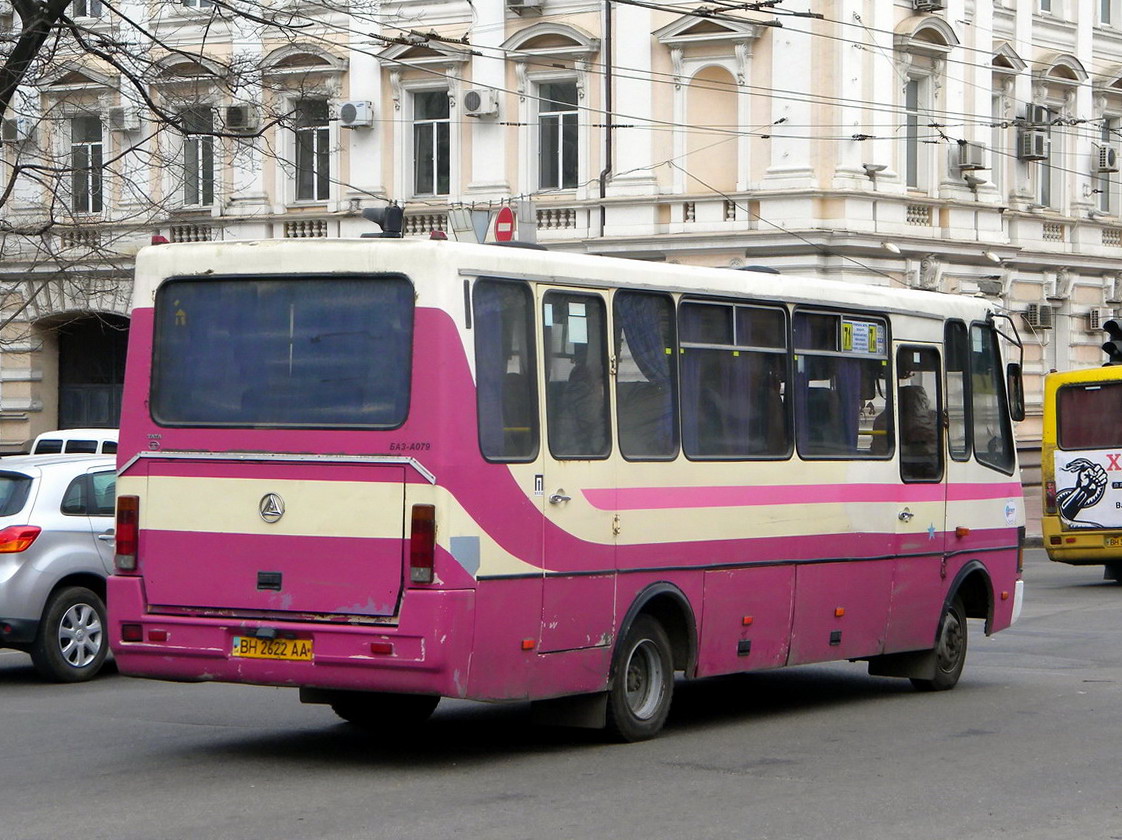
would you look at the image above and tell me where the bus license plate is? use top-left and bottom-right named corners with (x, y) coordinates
top-left (231, 636), bottom-right (313, 662)
top-left (1106, 537), bottom-right (1122, 547)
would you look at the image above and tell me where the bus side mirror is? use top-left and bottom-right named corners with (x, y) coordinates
top-left (1006, 362), bottom-right (1025, 422)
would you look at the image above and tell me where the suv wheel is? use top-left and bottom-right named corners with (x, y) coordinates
top-left (30, 586), bottom-right (108, 682)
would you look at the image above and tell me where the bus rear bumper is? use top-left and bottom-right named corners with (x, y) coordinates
top-left (108, 576), bottom-right (476, 698)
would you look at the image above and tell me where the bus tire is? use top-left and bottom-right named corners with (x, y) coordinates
top-left (605, 614), bottom-right (674, 742)
top-left (911, 595), bottom-right (967, 692)
top-left (30, 586), bottom-right (108, 683)
top-left (330, 692), bottom-right (440, 727)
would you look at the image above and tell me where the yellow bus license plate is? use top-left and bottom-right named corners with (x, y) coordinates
top-left (1106, 537), bottom-right (1122, 547)
top-left (231, 636), bottom-right (313, 661)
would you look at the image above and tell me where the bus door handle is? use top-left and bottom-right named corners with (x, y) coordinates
top-left (898, 508), bottom-right (915, 523)
top-left (549, 492), bottom-right (571, 505)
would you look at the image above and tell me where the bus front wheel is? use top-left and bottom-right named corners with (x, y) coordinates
top-left (911, 596), bottom-right (967, 692)
top-left (606, 615), bottom-right (674, 742)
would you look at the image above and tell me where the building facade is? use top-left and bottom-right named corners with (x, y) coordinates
top-left (1, 0), bottom-right (1120, 449)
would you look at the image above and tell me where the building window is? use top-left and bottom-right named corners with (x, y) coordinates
top-left (294, 99), bottom-right (329, 202)
top-left (539, 81), bottom-right (578, 190)
top-left (904, 78), bottom-right (930, 190)
top-left (1037, 114), bottom-right (1058, 209)
top-left (71, 0), bottom-right (103, 16)
top-left (181, 106), bottom-right (214, 207)
top-left (1104, 0), bottom-right (1113, 25)
top-left (1099, 118), bottom-right (1118, 214)
top-left (413, 91), bottom-right (449, 196)
top-left (70, 115), bottom-right (103, 214)
top-left (181, 0), bottom-right (214, 6)
top-left (990, 93), bottom-right (1005, 197)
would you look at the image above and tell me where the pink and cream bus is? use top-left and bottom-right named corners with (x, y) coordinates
top-left (109, 238), bottom-right (1026, 741)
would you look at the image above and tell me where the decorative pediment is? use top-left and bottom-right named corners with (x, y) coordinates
top-left (654, 14), bottom-right (762, 49)
top-left (1095, 66), bottom-right (1122, 95)
top-left (1034, 52), bottom-right (1088, 86)
top-left (501, 22), bottom-right (600, 59)
top-left (378, 40), bottom-right (472, 68)
top-left (41, 63), bottom-right (117, 91)
top-left (992, 42), bottom-right (1027, 74)
top-left (894, 15), bottom-right (959, 56)
top-left (153, 54), bottom-right (227, 82)
top-left (262, 43), bottom-right (348, 77)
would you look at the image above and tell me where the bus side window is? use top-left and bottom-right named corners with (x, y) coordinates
top-left (896, 346), bottom-right (943, 482)
top-left (794, 311), bottom-right (888, 459)
top-left (544, 292), bottom-right (611, 459)
top-left (945, 321), bottom-right (971, 461)
top-left (970, 323), bottom-right (1016, 474)
top-left (614, 291), bottom-right (679, 460)
top-left (473, 279), bottom-right (539, 462)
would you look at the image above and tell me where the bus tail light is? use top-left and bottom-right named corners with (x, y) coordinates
top-left (409, 504), bottom-right (436, 584)
top-left (0, 525), bottom-right (41, 553)
top-left (1044, 480), bottom-right (1057, 515)
top-left (115, 495), bottom-right (140, 572)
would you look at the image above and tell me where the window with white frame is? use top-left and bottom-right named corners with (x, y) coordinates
top-left (412, 90), bottom-right (449, 196)
top-left (1036, 111), bottom-right (1059, 209)
top-left (903, 77), bottom-right (931, 191)
top-left (538, 81), bottom-right (578, 191)
top-left (181, 105), bottom-right (214, 207)
top-left (180, 0), bottom-right (215, 8)
top-left (293, 99), bottom-right (329, 202)
top-left (71, 0), bottom-right (103, 17)
top-left (990, 93), bottom-right (1005, 197)
top-left (1099, 118), bottom-right (1119, 214)
top-left (70, 115), bottom-right (103, 214)
top-left (1103, 0), bottom-right (1115, 25)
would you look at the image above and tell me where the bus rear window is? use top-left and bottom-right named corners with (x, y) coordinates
top-left (1057, 381), bottom-right (1122, 449)
top-left (151, 275), bottom-right (414, 428)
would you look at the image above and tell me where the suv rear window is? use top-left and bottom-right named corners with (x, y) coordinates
top-left (0, 472), bottom-right (33, 516)
top-left (151, 275), bottom-right (414, 429)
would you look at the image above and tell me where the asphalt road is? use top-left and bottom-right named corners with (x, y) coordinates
top-left (2, 549), bottom-right (1120, 840)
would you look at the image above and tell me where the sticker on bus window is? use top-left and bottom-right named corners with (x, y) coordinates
top-left (842, 320), bottom-right (883, 355)
top-left (569, 315), bottom-right (588, 344)
top-left (544, 304), bottom-right (554, 327)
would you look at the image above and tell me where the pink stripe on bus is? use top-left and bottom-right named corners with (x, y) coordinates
top-left (587, 481), bottom-right (1021, 511)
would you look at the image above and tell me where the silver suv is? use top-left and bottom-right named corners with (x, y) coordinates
top-left (0, 454), bottom-right (116, 681)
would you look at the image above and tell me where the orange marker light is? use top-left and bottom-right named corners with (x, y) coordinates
top-left (834, 607), bottom-right (845, 618)
top-left (1001, 591), bottom-right (1010, 601)
top-left (955, 526), bottom-right (971, 538)
top-left (742, 616), bottom-right (754, 626)
top-left (521, 639), bottom-right (536, 650)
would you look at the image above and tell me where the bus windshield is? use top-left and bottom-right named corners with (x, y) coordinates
top-left (151, 275), bottom-right (414, 428)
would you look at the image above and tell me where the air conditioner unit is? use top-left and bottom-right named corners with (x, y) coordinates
top-left (1026, 104), bottom-right (1051, 127)
top-left (108, 106), bottom-right (140, 132)
top-left (463, 89), bottom-right (499, 118)
top-left (1, 117), bottom-right (31, 144)
top-left (506, 0), bottom-right (542, 14)
top-left (957, 141), bottom-right (987, 171)
top-left (338, 100), bottom-right (373, 128)
top-left (1018, 129), bottom-right (1049, 161)
top-left (913, 0), bottom-right (945, 10)
top-left (224, 105), bottom-right (259, 134)
top-left (1089, 307), bottom-right (1116, 331)
top-left (1096, 143), bottom-right (1119, 174)
top-left (1024, 303), bottom-right (1054, 330)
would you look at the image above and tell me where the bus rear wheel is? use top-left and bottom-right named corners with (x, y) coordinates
top-left (605, 615), bottom-right (674, 742)
top-left (911, 596), bottom-right (967, 692)
top-left (330, 692), bottom-right (440, 727)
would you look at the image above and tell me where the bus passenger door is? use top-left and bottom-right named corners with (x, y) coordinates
top-left (538, 289), bottom-right (618, 655)
top-left (885, 344), bottom-right (948, 653)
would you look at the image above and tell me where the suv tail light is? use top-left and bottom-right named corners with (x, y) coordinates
top-left (115, 494), bottom-right (139, 572)
top-left (0, 525), bottom-right (41, 553)
top-left (409, 504), bottom-right (435, 585)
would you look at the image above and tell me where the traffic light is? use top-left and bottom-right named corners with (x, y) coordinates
top-left (361, 204), bottom-right (404, 238)
top-left (1103, 319), bottom-right (1122, 365)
